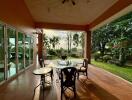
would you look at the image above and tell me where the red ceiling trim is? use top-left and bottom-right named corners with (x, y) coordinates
top-left (35, 22), bottom-right (89, 31)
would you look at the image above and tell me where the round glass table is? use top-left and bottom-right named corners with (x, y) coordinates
top-left (33, 67), bottom-right (52, 95)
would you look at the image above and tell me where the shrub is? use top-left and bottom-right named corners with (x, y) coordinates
top-left (71, 53), bottom-right (79, 58)
top-left (48, 49), bottom-right (57, 56)
top-left (103, 55), bottom-right (112, 62)
top-left (55, 49), bottom-right (61, 54)
top-left (93, 52), bottom-right (101, 61)
top-left (71, 48), bottom-right (77, 52)
top-left (108, 59), bottom-right (124, 66)
top-left (46, 55), bottom-right (53, 60)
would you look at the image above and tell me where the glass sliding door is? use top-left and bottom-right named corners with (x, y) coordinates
top-left (30, 37), bottom-right (34, 64)
top-left (18, 32), bottom-right (24, 70)
top-left (0, 24), bottom-right (5, 82)
top-left (0, 23), bottom-right (35, 83)
top-left (25, 35), bottom-right (30, 67)
top-left (7, 27), bottom-right (17, 77)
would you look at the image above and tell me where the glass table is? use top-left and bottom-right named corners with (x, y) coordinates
top-left (33, 67), bottom-right (52, 95)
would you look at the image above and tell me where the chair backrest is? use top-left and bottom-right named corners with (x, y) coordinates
top-left (61, 55), bottom-right (67, 60)
top-left (83, 58), bottom-right (88, 68)
top-left (61, 67), bottom-right (77, 87)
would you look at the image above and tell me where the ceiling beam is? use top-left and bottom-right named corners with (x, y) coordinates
top-left (35, 22), bottom-right (89, 31)
top-left (89, 0), bottom-right (132, 29)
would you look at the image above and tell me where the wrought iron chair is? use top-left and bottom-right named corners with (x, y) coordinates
top-left (76, 58), bottom-right (88, 79)
top-left (60, 67), bottom-right (77, 100)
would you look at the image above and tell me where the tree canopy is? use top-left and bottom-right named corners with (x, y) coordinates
top-left (92, 12), bottom-right (132, 65)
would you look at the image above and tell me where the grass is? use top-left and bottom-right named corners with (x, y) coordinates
top-left (91, 59), bottom-right (132, 82)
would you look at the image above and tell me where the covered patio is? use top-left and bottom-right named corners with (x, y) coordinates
top-left (0, 0), bottom-right (132, 100)
top-left (0, 59), bottom-right (132, 100)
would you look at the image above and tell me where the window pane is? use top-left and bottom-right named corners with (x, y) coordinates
top-left (30, 37), bottom-right (34, 64)
top-left (18, 32), bottom-right (24, 70)
top-left (0, 24), bottom-right (5, 82)
top-left (25, 35), bottom-right (30, 67)
top-left (7, 28), bottom-right (17, 77)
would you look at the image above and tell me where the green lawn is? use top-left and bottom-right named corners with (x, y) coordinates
top-left (91, 59), bottom-right (132, 82)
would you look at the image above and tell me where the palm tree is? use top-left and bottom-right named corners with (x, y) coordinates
top-left (66, 32), bottom-right (72, 54)
top-left (79, 32), bottom-right (84, 48)
top-left (79, 32), bottom-right (85, 57)
top-left (49, 36), bottom-right (60, 50)
top-left (43, 35), bottom-right (50, 50)
top-left (73, 33), bottom-right (79, 48)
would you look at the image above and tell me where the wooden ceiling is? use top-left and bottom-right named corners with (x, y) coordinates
top-left (24, 0), bottom-right (132, 30)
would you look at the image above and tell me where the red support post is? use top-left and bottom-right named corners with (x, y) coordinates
top-left (38, 33), bottom-right (43, 61)
top-left (85, 31), bottom-right (91, 63)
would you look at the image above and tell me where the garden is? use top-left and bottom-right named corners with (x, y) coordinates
top-left (43, 30), bottom-right (84, 59)
top-left (91, 12), bottom-right (132, 82)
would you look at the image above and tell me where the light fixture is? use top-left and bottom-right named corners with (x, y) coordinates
top-left (62, 0), bottom-right (76, 6)
top-left (71, 0), bottom-right (75, 5)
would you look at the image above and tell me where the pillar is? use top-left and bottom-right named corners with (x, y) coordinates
top-left (85, 30), bottom-right (91, 63)
top-left (38, 33), bottom-right (43, 61)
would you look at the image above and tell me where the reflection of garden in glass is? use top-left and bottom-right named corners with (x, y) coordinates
top-left (18, 32), bottom-right (24, 70)
top-left (30, 37), bottom-right (34, 64)
top-left (25, 35), bottom-right (34, 66)
top-left (0, 24), bottom-right (5, 81)
top-left (7, 28), bottom-right (16, 77)
top-left (25, 35), bottom-right (33, 67)
top-left (25, 35), bottom-right (30, 67)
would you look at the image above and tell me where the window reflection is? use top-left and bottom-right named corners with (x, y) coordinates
top-left (0, 23), bottom-right (34, 83)
top-left (30, 37), bottom-right (34, 64)
top-left (25, 35), bottom-right (34, 66)
top-left (7, 28), bottom-right (16, 77)
top-left (18, 32), bottom-right (24, 70)
top-left (25, 35), bottom-right (30, 67)
top-left (0, 24), bottom-right (4, 81)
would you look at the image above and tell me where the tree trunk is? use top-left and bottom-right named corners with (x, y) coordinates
top-left (67, 35), bottom-right (70, 53)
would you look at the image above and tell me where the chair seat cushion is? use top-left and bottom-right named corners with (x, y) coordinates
top-left (76, 65), bottom-right (86, 71)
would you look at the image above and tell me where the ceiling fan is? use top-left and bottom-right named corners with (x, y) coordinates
top-left (62, 0), bottom-right (76, 5)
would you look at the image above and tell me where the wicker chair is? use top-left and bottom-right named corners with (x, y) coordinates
top-left (76, 58), bottom-right (88, 79)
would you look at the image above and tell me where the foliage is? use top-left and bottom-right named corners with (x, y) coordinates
top-left (103, 55), bottom-right (112, 62)
top-left (92, 12), bottom-right (132, 66)
top-left (71, 47), bottom-right (77, 52)
top-left (66, 32), bottom-right (72, 53)
top-left (0, 47), bottom-right (4, 61)
top-left (43, 35), bottom-right (50, 49)
top-left (73, 33), bottom-right (79, 47)
top-left (55, 49), bottom-right (66, 57)
top-left (93, 52), bottom-right (101, 61)
top-left (109, 59), bottom-right (123, 66)
top-left (48, 49), bottom-right (57, 56)
top-left (79, 32), bottom-right (84, 57)
top-left (111, 17), bottom-right (132, 65)
top-left (71, 53), bottom-right (79, 58)
top-left (79, 32), bottom-right (84, 48)
top-left (92, 23), bottom-right (115, 56)
top-left (49, 36), bottom-right (60, 50)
